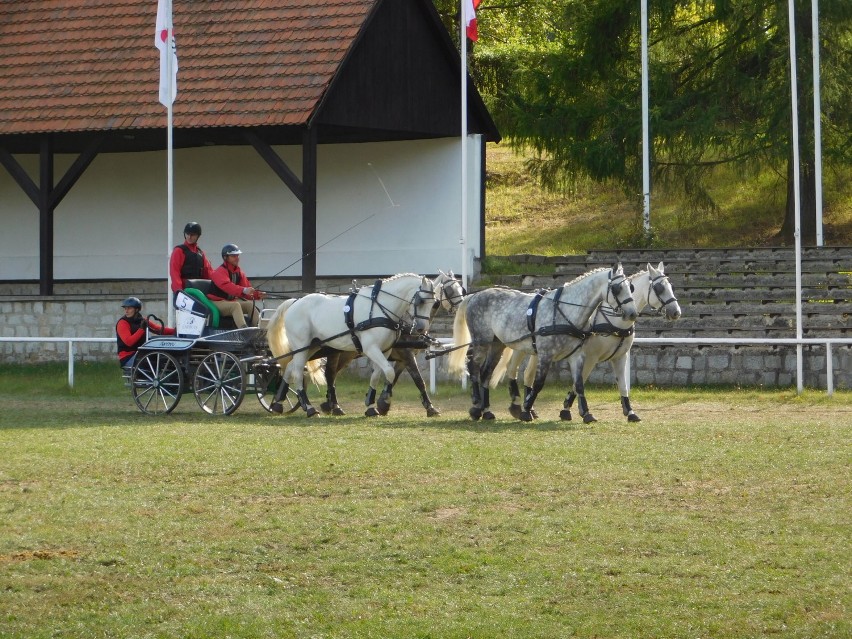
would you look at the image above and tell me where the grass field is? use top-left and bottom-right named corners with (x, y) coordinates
top-left (1, 364), bottom-right (850, 638)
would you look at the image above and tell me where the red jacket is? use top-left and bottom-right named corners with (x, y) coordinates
top-left (116, 314), bottom-right (175, 365)
top-left (208, 262), bottom-right (261, 301)
top-left (169, 241), bottom-right (213, 293)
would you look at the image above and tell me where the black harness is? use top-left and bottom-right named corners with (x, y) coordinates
top-left (344, 280), bottom-right (401, 353)
top-left (522, 287), bottom-right (590, 355)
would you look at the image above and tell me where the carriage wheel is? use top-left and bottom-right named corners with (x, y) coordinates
top-left (193, 351), bottom-right (246, 415)
top-left (253, 363), bottom-right (299, 414)
top-left (131, 351), bottom-right (184, 415)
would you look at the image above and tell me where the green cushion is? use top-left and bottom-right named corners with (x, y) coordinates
top-left (184, 288), bottom-right (220, 328)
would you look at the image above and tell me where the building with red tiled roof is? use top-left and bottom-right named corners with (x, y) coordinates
top-left (0, 0), bottom-right (499, 293)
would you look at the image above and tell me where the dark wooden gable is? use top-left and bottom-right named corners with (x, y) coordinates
top-left (314, 0), bottom-right (499, 142)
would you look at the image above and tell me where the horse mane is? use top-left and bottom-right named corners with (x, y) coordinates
top-left (629, 269), bottom-right (648, 282)
top-left (562, 266), bottom-right (611, 287)
top-left (382, 272), bottom-right (421, 282)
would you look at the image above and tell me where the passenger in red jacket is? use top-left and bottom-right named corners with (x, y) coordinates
top-left (169, 221), bottom-right (213, 302)
top-left (207, 244), bottom-right (266, 328)
top-left (116, 297), bottom-right (175, 368)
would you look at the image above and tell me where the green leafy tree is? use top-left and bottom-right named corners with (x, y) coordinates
top-left (448, 0), bottom-right (851, 245)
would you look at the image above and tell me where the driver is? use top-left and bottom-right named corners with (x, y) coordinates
top-left (207, 244), bottom-right (266, 328)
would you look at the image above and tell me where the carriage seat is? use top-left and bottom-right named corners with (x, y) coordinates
top-left (182, 279), bottom-right (239, 329)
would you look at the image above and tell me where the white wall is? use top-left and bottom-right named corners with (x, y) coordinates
top-left (0, 137), bottom-right (482, 282)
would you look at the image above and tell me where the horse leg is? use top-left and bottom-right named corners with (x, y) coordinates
top-left (361, 343), bottom-right (397, 417)
top-left (283, 353), bottom-right (318, 417)
top-left (506, 351), bottom-right (528, 419)
top-left (466, 347), bottom-right (487, 420)
top-left (364, 361), bottom-right (386, 417)
top-left (560, 390), bottom-right (577, 421)
top-left (400, 350), bottom-right (440, 417)
top-left (570, 354), bottom-right (596, 424)
top-left (376, 382), bottom-right (394, 416)
top-left (508, 377), bottom-right (522, 419)
top-left (611, 354), bottom-right (640, 422)
top-left (376, 359), bottom-right (406, 415)
top-left (475, 342), bottom-right (504, 420)
top-left (520, 357), bottom-right (551, 422)
top-left (269, 377), bottom-right (290, 414)
top-left (521, 359), bottom-right (539, 419)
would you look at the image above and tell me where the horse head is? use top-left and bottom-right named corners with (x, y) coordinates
top-left (434, 270), bottom-right (466, 313)
top-left (607, 263), bottom-right (638, 321)
top-left (647, 262), bottom-right (681, 320)
top-left (408, 276), bottom-right (437, 334)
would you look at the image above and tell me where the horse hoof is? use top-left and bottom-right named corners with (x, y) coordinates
top-left (332, 407), bottom-right (346, 416)
top-left (319, 401), bottom-right (332, 415)
top-left (365, 407), bottom-right (380, 417)
top-left (483, 411), bottom-right (495, 420)
top-left (270, 402), bottom-right (284, 414)
top-left (305, 407), bottom-right (318, 418)
top-left (583, 413), bottom-right (597, 424)
top-left (426, 406), bottom-right (441, 417)
top-left (469, 407), bottom-right (482, 420)
top-left (377, 404), bottom-right (390, 416)
top-left (628, 413), bottom-right (641, 423)
top-left (559, 409), bottom-right (572, 421)
top-left (508, 404), bottom-right (522, 419)
top-left (520, 411), bottom-right (533, 422)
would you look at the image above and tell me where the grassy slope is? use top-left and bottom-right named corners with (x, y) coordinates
top-left (485, 143), bottom-right (852, 256)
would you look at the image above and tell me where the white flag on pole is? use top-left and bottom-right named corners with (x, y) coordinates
top-left (155, 0), bottom-right (178, 106)
top-left (462, 0), bottom-right (481, 41)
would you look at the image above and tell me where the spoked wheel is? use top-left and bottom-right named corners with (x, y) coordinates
top-left (131, 351), bottom-right (184, 415)
top-left (253, 362), bottom-right (299, 414)
top-left (193, 351), bottom-right (246, 415)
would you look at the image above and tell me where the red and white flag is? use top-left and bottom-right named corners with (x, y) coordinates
top-left (155, 0), bottom-right (178, 106)
top-left (462, 0), bottom-right (481, 41)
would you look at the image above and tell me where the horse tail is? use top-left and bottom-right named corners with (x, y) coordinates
top-left (489, 347), bottom-right (513, 388)
top-left (266, 298), bottom-right (297, 364)
top-left (305, 358), bottom-right (326, 387)
top-left (447, 296), bottom-right (471, 378)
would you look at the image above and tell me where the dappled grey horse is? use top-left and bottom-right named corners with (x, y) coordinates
top-left (492, 262), bottom-right (681, 422)
top-left (448, 265), bottom-right (638, 422)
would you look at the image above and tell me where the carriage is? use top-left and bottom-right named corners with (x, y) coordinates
top-left (126, 287), bottom-right (295, 416)
top-left (127, 271), bottom-right (464, 417)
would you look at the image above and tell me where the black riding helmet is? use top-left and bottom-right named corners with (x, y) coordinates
top-left (222, 243), bottom-right (242, 259)
top-left (184, 222), bottom-right (202, 236)
top-left (121, 296), bottom-right (142, 309)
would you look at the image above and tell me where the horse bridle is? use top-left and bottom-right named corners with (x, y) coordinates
top-left (408, 281), bottom-right (438, 332)
top-left (436, 277), bottom-right (465, 311)
top-left (606, 271), bottom-right (635, 313)
top-left (648, 273), bottom-right (678, 311)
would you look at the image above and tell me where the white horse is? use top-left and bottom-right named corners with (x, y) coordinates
top-left (317, 270), bottom-right (466, 417)
top-left (448, 265), bottom-right (638, 422)
top-left (266, 273), bottom-right (437, 416)
top-left (491, 262), bottom-right (681, 422)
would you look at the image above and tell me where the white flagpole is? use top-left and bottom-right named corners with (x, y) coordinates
top-left (167, 83), bottom-right (174, 327)
top-left (641, 0), bottom-right (650, 233)
top-left (812, 0), bottom-right (823, 246)
top-left (460, 5), bottom-right (469, 291)
top-left (787, 0), bottom-right (803, 393)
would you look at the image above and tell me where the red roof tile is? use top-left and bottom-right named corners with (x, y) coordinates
top-left (0, 0), bottom-right (377, 135)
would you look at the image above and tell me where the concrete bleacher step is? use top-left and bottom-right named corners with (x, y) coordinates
top-left (476, 247), bottom-right (852, 341)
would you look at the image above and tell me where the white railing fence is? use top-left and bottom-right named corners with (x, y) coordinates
top-left (429, 337), bottom-right (852, 397)
top-left (1, 337), bottom-right (114, 387)
top-left (2, 336), bottom-right (851, 396)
